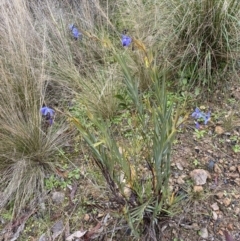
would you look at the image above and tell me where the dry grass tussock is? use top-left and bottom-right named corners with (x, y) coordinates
top-left (0, 0), bottom-right (69, 216)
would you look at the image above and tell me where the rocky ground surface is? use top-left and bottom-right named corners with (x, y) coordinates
top-left (0, 85), bottom-right (240, 241)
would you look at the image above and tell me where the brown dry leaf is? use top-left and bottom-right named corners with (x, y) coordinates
top-left (84, 222), bottom-right (102, 241)
top-left (55, 167), bottom-right (68, 178)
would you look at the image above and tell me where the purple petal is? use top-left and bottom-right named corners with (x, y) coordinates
top-left (69, 24), bottom-right (82, 40)
top-left (49, 118), bottom-right (54, 125)
top-left (40, 107), bottom-right (55, 117)
top-left (69, 24), bottom-right (74, 30)
top-left (121, 35), bottom-right (132, 47)
top-left (195, 122), bottom-right (200, 129)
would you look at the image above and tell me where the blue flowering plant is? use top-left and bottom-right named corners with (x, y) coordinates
top-left (191, 107), bottom-right (211, 129)
top-left (121, 33), bottom-right (132, 47)
top-left (40, 106), bottom-right (55, 125)
top-left (69, 24), bottom-right (82, 40)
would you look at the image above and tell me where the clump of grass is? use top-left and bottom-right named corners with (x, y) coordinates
top-left (28, 0), bottom-right (124, 119)
top-left (166, 0), bottom-right (240, 89)
top-left (0, 0), bottom-right (69, 216)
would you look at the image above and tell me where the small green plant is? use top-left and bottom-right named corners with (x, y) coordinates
top-left (193, 159), bottom-right (199, 166)
top-left (232, 145), bottom-right (240, 153)
top-left (45, 168), bottom-right (81, 191)
top-left (194, 129), bottom-right (206, 139)
top-left (68, 168), bottom-right (81, 180)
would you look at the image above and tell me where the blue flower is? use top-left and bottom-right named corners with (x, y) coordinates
top-left (195, 122), bottom-right (200, 129)
top-left (69, 24), bottom-right (82, 40)
top-left (204, 111), bottom-right (211, 125)
top-left (40, 107), bottom-right (55, 125)
top-left (121, 34), bottom-right (132, 47)
top-left (191, 107), bottom-right (211, 126)
top-left (191, 108), bottom-right (203, 119)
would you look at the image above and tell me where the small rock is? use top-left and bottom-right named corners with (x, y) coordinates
top-left (215, 126), bottom-right (224, 135)
top-left (216, 192), bottom-right (224, 199)
top-left (194, 146), bottom-right (200, 153)
top-left (235, 207), bottom-right (240, 215)
top-left (84, 214), bottom-right (90, 222)
top-left (234, 178), bottom-right (240, 186)
top-left (97, 213), bottom-right (104, 218)
top-left (233, 194), bottom-right (240, 199)
top-left (229, 166), bottom-right (237, 172)
top-left (190, 169), bottom-right (210, 185)
top-left (38, 234), bottom-right (48, 241)
top-left (223, 197), bottom-right (231, 207)
top-left (176, 162), bottom-right (183, 170)
top-left (227, 223), bottom-right (234, 231)
top-left (52, 192), bottom-right (65, 204)
top-left (214, 164), bottom-right (222, 174)
top-left (237, 165), bottom-right (240, 173)
top-left (212, 211), bottom-right (218, 220)
top-left (199, 227), bottom-right (208, 238)
top-left (228, 173), bottom-right (239, 178)
top-left (193, 185), bottom-right (203, 192)
top-left (51, 220), bottom-right (64, 239)
top-left (66, 231), bottom-right (88, 241)
top-left (177, 176), bottom-right (185, 184)
top-left (207, 160), bottom-right (215, 172)
top-left (39, 202), bottom-right (46, 212)
top-left (211, 202), bottom-right (219, 211)
top-left (218, 230), bottom-right (224, 236)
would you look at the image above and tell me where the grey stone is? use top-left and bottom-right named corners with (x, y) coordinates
top-left (52, 191), bottom-right (65, 204)
top-left (51, 220), bottom-right (64, 240)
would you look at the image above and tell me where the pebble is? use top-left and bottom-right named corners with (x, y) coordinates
top-left (214, 164), bottom-right (222, 174)
top-left (216, 192), bottom-right (224, 199)
top-left (51, 220), bottom-right (64, 239)
top-left (84, 214), bottom-right (90, 222)
top-left (235, 207), bottom-right (240, 215)
top-left (223, 197), bottom-right (231, 207)
top-left (207, 160), bottom-right (215, 172)
top-left (229, 166), bottom-right (237, 172)
top-left (177, 176), bottom-right (185, 184)
top-left (234, 178), bottom-right (240, 186)
top-left (215, 126), bottom-right (224, 135)
top-left (211, 202), bottom-right (219, 211)
top-left (193, 185), bottom-right (203, 192)
top-left (199, 227), bottom-right (208, 238)
top-left (190, 169), bottom-right (210, 185)
top-left (38, 234), bottom-right (48, 241)
top-left (228, 173), bottom-right (239, 178)
top-left (176, 162), bottom-right (184, 170)
top-left (52, 192), bottom-right (65, 204)
top-left (212, 211), bottom-right (218, 220)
